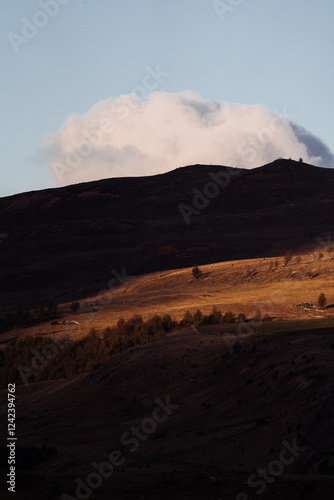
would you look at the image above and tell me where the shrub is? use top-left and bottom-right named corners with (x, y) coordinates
top-left (193, 309), bottom-right (203, 325)
top-left (192, 265), bottom-right (201, 279)
top-left (284, 251), bottom-right (293, 266)
top-left (70, 302), bottom-right (80, 314)
top-left (318, 292), bottom-right (327, 310)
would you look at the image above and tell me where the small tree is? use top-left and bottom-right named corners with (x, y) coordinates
top-left (253, 309), bottom-right (262, 322)
top-left (70, 302), bottom-right (80, 314)
top-left (192, 265), bottom-right (201, 279)
top-left (211, 306), bottom-right (223, 324)
top-left (318, 293), bottom-right (327, 310)
top-left (161, 314), bottom-right (174, 333)
top-left (116, 317), bottom-right (126, 335)
top-left (47, 302), bottom-right (58, 319)
top-left (194, 309), bottom-right (203, 325)
top-left (223, 311), bottom-right (235, 323)
top-left (181, 310), bottom-right (194, 327)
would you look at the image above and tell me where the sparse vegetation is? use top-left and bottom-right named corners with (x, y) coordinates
top-left (192, 265), bottom-right (201, 279)
top-left (0, 304), bottom-right (58, 333)
top-left (4, 301), bottom-right (300, 388)
top-left (245, 267), bottom-right (257, 278)
top-left (0, 306), bottom-right (238, 388)
top-left (0, 314), bottom-right (176, 388)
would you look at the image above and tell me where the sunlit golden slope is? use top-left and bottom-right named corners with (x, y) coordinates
top-left (4, 251), bottom-right (334, 343)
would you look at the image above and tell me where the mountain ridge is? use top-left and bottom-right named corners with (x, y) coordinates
top-left (1, 159), bottom-right (333, 312)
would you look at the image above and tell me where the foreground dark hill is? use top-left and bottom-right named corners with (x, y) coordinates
top-left (2, 328), bottom-right (334, 499)
top-left (1, 159), bottom-right (334, 312)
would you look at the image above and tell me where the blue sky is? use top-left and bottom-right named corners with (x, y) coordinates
top-left (1, 0), bottom-right (334, 197)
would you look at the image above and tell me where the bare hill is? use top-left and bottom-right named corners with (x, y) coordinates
top-left (1, 159), bottom-right (334, 312)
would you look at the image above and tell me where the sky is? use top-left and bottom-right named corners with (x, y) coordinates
top-left (1, 0), bottom-right (334, 197)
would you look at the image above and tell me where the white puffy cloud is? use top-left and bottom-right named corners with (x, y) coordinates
top-left (43, 91), bottom-right (334, 186)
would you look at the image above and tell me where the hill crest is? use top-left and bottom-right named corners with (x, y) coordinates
top-left (1, 159), bottom-right (333, 311)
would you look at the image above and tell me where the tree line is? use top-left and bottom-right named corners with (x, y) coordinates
top-left (0, 306), bottom-right (239, 388)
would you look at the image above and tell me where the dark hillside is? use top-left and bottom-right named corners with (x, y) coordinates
top-left (1, 159), bottom-right (333, 311)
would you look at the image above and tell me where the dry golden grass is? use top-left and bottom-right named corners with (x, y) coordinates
top-left (3, 251), bottom-right (334, 343)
